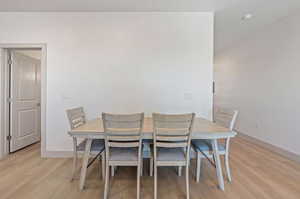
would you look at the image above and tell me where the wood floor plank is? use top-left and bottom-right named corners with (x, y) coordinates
top-left (0, 138), bottom-right (300, 199)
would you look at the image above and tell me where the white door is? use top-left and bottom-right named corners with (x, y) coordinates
top-left (9, 51), bottom-right (41, 152)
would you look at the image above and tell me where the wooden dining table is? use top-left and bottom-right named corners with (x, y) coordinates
top-left (68, 117), bottom-right (237, 191)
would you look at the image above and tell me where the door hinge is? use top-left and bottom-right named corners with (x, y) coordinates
top-left (7, 135), bottom-right (12, 141)
top-left (7, 59), bottom-right (12, 65)
top-left (7, 98), bottom-right (12, 103)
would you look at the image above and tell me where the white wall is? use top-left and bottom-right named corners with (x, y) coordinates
top-left (0, 12), bottom-right (214, 152)
top-left (215, 13), bottom-right (300, 155)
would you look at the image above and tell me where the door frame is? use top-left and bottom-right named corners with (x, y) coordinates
top-left (0, 43), bottom-right (47, 159)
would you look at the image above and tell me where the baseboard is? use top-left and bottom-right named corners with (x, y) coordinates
top-left (238, 132), bottom-right (300, 163)
top-left (43, 150), bottom-right (73, 158)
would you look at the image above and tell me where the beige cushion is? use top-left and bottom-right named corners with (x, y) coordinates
top-left (156, 148), bottom-right (186, 161)
top-left (109, 147), bottom-right (138, 161)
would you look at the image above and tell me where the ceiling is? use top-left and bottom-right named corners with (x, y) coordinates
top-left (1, 0), bottom-right (300, 52)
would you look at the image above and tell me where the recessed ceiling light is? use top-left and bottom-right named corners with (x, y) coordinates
top-left (242, 14), bottom-right (253, 21)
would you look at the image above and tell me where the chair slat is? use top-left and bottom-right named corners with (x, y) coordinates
top-left (103, 113), bottom-right (143, 122)
top-left (156, 135), bottom-right (188, 142)
top-left (107, 135), bottom-right (140, 141)
top-left (106, 128), bottom-right (140, 136)
top-left (108, 142), bottom-right (140, 148)
top-left (156, 128), bottom-right (189, 136)
top-left (105, 120), bottom-right (142, 128)
top-left (153, 113), bottom-right (194, 122)
top-left (72, 121), bottom-right (84, 128)
top-left (66, 107), bottom-right (86, 129)
top-left (156, 142), bottom-right (188, 148)
top-left (214, 108), bottom-right (239, 130)
top-left (154, 121), bottom-right (192, 129)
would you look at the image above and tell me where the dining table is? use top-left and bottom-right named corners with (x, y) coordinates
top-left (68, 117), bottom-right (237, 191)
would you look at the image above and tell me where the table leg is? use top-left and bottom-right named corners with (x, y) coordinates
top-left (79, 138), bottom-right (92, 190)
top-left (212, 139), bottom-right (225, 191)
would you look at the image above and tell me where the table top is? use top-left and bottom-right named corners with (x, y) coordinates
top-left (68, 117), bottom-right (237, 139)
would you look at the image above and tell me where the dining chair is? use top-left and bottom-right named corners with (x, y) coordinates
top-left (152, 113), bottom-right (195, 199)
top-left (66, 107), bottom-right (105, 182)
top-left (192, 108), bottom-right (238, 182)
top-left (102, 113), bottom-right (144, 199)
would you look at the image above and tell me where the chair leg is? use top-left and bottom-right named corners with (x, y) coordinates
top-left (140, 159), bottom-right (143, 176)
top-left (79, 139), bottom-right (92, 190)
top-left (71, 151), bottom-right (78, 181)
top-left (186, 165), bottom-right (190, 199)
top-left (196, 152), bottom-right (201, 182)
top-left (150, 158), bottom-right (153, 176)
top-left (111, 166), bottom-right (115, 177)
top-left (178, 166), bottom-right (182, 176)
top-left (137, 163), bottom-right (141, 199)
top-left (212, 139), bottom-right (225, 191)
top-left (154, 164), bottom-right (157, 199)
top-left (104, 163), bottom-right (110, 199)
top-left (101, 153), bottom-right (106, 180)
top-left (225, 153), bottom-right (232, 182)
top-left (98, 155), bottom-right (102, 179)
top-left (71, 138), bottom-right (78, 181)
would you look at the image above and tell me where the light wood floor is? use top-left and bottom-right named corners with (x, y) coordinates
top-left (1, 137), bottom-right (300, 199)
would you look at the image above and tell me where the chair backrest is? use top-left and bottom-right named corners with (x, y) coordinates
top-left (102, 113), bottom-right (144, 148)
top-left (66, 107), bottom-right (86, 129)
top-left (152, 113), bottom-right (195, 151)
top-left (214, 107), bottom-right (238, 131)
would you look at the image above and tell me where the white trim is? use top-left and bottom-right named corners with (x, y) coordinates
top-left (0, 49), bottom-right (5, 159)
top-left (238, 132), bottom-right (300, 163)
top-left (0, 49), bottom-right (2, 159)
top-left (0, 49), bottom-right (10, 159)
top-left (0, 43), bottom-right (47, 159)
